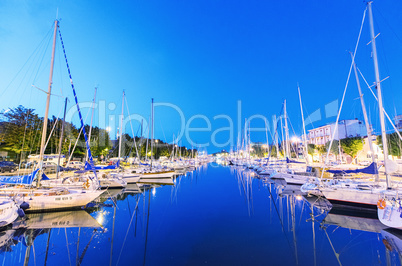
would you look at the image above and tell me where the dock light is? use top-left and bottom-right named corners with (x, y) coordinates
top-left (296, 195), bottom-right (303, 201)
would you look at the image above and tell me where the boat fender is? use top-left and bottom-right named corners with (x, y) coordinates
top-left (17, 208), bottom-right (25, 218)
top-left (377, 199), bottom-right (386, 210)
top-left (83, 180), bottom-right (90, 189)
top-left (20, 201), bottom-right (29, 210)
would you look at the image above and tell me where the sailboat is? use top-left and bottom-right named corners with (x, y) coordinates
top-left (110, 91), bottom-right (141, 184)
top-left (0, 198), bottom-right (21, 228)
top-left (301, 3), bottom-right (402, 218)
top-left (139, 99), bottom-right (175, 184)
top-left (268, 99), bottom-right (315, 185)
top-left (0, 20), bottom-right (102, 212)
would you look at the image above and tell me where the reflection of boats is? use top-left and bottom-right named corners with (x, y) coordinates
top-left (122, 183), bottom-right (144, 194)
top-left (276, 183), bottom-right (306, 197)
top-left (323, 209), bottom-right (387, 233)
top-left (20, 210), bottom-right (102, 229)
top-left (0, 229), bottom-right (17, 253)
top-left (303, 194), bottom-right (332, 213)
top-left (0, 209), bottom-right (101, 265)
top-left (381, 228), bottom-right (402, 263)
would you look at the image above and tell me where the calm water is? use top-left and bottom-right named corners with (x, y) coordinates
top-left (1, 163), bottom-right (401, 265)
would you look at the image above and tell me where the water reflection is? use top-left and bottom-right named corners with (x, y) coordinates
top-left (1, 164), bottom-right (402, 265)
top-left (0, 210), bottom-right (101, 265)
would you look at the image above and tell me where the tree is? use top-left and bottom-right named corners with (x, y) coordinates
top-left (340, 137), bottom-right (364, 158)
top-left (325, 140), bottom-right (339, 155)
top-left (377, 132), bottom-right (402, 157)
top-left (0, 106), bottom-right (42, 161)
top-left (307, 144), bottom-right (315, 156)
top-left (270, 145), bottom-right (277, 158)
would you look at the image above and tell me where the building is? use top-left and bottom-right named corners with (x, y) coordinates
top-left (394, 115), bottom-right (402, 130)
top-left (308, 119), bottom-right (367, 145)
top-left (356, 135), bottom-right (384, 163)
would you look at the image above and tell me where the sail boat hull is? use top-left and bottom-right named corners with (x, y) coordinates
top-left (378, 199), bottom-right (402, 229)
top-left (0, 188), bottom-right (103, 213)
top-left (0, 200), bottom-right (19, 227)
top-left (321, 187), bottom-right (380, 210)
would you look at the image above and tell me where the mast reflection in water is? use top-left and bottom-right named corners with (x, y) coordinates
top-left (0, 164), bottom-right (401, 265)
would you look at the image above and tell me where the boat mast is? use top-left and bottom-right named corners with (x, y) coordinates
top-left (37, 20), bottom-right (58, 187)
top-left (86, 87), bottom-right (97, 163)
top-left (284, 100), bottom-right (290, 159)
top-left (350, 52), bottom-right (378, 181)
top-left (118, 91), bottom-right (125, 161)
top-left (273, 115), bottom-right (279, 159)
top-left (56, 97), bottom-right (68, 179)
top-left (150, 98), bottom-right (154, 170)
top-left (368, 1), bottom-right (391, 188)
top-left (298, 85), bottom-right (309, 165)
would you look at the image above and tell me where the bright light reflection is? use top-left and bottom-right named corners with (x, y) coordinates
top-left (96, 213), bottom-right (104, 226)
top-left (296, 195), bottom-right (303, 201)
top-left (152, 187), bottom-right (156, 196)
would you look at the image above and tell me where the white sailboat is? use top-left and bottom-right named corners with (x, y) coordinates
top-left (0, 199), bottom-right (20, 227)
top-left (301, 3), bottom-right (402, 217)
top-left (0, 20), bottom-right (102, 212)
top-left (269, 100), bottom-right (314, 185)
top-left (139, 99), bottom-right (175, 183)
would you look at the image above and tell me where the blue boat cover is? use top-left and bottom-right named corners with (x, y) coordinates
top-left (84, 160), bottom-right (120, 171)
top-left (286, 158), bottom-right (305, 164)
top-left (326, 162), bottom-right (378, 175)
top-left (0, 169), bottom-right (39, 185)
top-left (41, 173), bottom-right (50, 180)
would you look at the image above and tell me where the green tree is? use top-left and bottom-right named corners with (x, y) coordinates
top-left (316, 145), bottom-right (327, 162)
top-left (270, 145), bottom-right (277, 158)
top-left (340, 137), bottom-right (364, 158)
top-left (307, 144), bottom-right (315, 156)
top-left (377, 132), bottom-right (402, 157)
top-left (0, 106), bottom-right (42, 161)
top-left (325, 140), bottom-right (339, 155)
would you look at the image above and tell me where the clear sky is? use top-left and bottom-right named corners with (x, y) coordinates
top-left (1, 0), bottom-right (402, 153)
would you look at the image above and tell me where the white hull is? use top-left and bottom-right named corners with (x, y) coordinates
top-left (139, 178), bottom-right (174, 185)
top-left (140, 171), bottom-right (175, 179)
top-left (0, 188), bottom-right (103, 212)
top-left (0, 200), bottom-right (19, 227)
top-left (321, 187), bottom-right (380, 207)
top-left (270, 172), bottom-right (310, 185)
top-left (99, 178), bottom-right (126, 189)
top-left (378, 199), bottom-right (402, 229)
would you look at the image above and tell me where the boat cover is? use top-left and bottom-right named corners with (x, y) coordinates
top-left (326, 162), bottom-right (378, 175)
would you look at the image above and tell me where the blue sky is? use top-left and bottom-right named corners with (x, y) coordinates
top-left (1, 0), bottom-right (402, 153)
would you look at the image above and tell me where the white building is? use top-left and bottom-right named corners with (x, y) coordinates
top-left (308, 119), bottom-right (367, 145)
top-left (394, 115), bottom-right (402, 130)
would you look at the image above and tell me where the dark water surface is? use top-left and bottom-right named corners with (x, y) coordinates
top-left (1, 163), bottom-right (401, 265)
